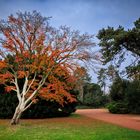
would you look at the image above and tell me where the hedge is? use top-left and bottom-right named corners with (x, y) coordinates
top-left (0, 92), bottom-right (77, 119)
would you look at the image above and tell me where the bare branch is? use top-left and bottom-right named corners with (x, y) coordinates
top-left (14, 75), bottom-right (21, 102)
top-left (23, 100), bottom-right (33, 111)
top-left (25, 72), bottom-right (37, 95)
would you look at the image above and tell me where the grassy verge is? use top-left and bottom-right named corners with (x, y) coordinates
top-left (0, 114), bottom-right (140, 140)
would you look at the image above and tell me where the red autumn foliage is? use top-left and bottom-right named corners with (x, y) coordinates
top-left (0, 11), bottom-right (96, 124)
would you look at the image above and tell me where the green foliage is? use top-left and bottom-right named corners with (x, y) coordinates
top-left (0, 92), bottom-right (18, 118)
top-left (110, 77), bottom-right (129, 101)
top-left (97, 18), bottom-right (140, 64)
top-left (0, 91), bottom-right (77, 119)
top-left (97, 18), bottom-right (140, 77)
top-left (97, 65), bottom-right (119, 93)
top-left (126, 65), bottom-right (140, 80)
top-left (83, 83), bottom-right (109, 108)
top-left (107, 65), bottom-right (119, 81)
top-left (125, 80), bottom-right (140, 114)
top-left (109, 78), bottom-right (140, 114)
top-left (97, 68), bottom-right (107, 93)
top-left (23, 98), bottom-right (77, 118)
top-left (107, 102), bottom-right (129, 114)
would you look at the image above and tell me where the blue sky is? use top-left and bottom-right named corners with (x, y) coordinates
top-left (0, 0), bottom-right (140, 33)
top-left (0, 0), bottom-right (140, 83)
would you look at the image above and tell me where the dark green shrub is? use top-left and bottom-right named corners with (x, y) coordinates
top-left (0, 92), bottom-right (18, 118)
top-left (110, 77), bottom-right (129, 102)
top-left (83, 83), bottom-right (109, 108)
top-left (125, 80), bottom-right (140, 114)
top-left (107, 102), bottom-right (129, 114)
top-left (22, 97), bottom-right (77, 118)
top-left (0, 92), bottom-right (77, 119)
top-left (0, 80), bottom-right (77, 118)
top-left (108, 79), bottom-right (140, 114)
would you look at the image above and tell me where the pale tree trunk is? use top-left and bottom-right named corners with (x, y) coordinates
top-left (10, 73), bottom-right (48, 125)
top-left (10, 104), bottom-right (24, 125)
top-left (10, 99), bottom-right (33, 125)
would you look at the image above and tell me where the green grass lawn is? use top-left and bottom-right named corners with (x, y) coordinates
top-left (0, 114), bottom-right (140, 140)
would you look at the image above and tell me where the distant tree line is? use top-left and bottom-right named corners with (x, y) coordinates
top-left (97, 18), bottom-right (140, 114)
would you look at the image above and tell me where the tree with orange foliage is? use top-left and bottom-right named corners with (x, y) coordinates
top-left (0, 11), bottom-right (95, 125)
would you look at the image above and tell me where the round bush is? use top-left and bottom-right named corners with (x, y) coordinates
top-left (22, 98), bottom-right (77, 118)
top-left (0, 92), bottom-right (77, 119)
top-left (107, 102), bottom-right (129, 114)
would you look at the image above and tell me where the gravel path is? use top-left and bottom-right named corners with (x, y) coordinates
top-left (76, 109), bottom-right (140, 131)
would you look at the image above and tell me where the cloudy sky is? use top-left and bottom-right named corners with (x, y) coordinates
top-left (0, 0), bottom-right (139, 82)
top-left (0, 0), bottom-right (140, 33)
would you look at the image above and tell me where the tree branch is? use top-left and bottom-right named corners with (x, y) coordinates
top-left (23, 100), bottom-right (33, 111)
top-left (25, 72), bottom-right (37, 95)
top-left (14, 75), bottom-right (21, 102)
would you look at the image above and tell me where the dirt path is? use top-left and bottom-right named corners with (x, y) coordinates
top-left (76, 109), bottom-right (140, 131)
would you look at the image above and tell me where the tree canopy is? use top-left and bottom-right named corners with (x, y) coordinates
top-left (0, 11), bottom-right (96, 124)
top-left (97, 18), bottom-right (140, 79)
top-left (97, 18), bottom-right (140, 64)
